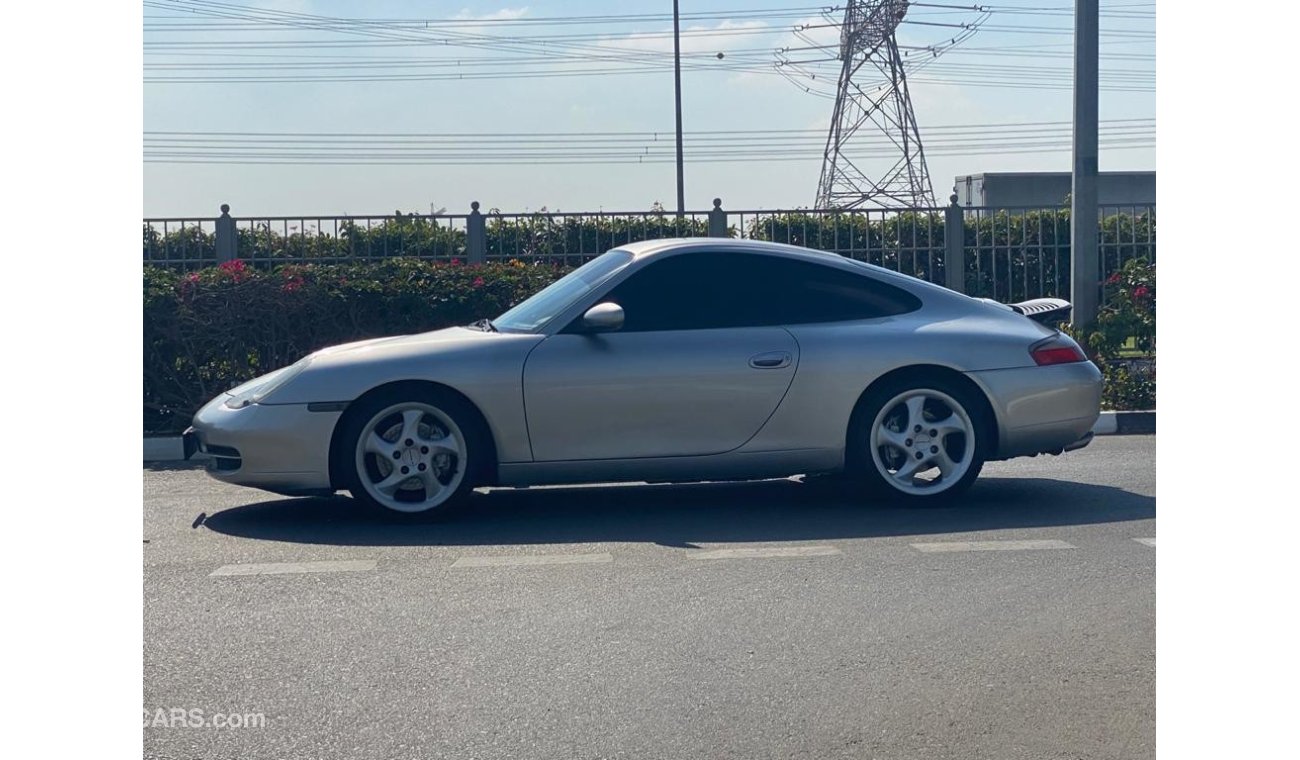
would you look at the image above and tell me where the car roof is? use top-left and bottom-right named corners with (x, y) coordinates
top-left (613, 237), bottom-right (971, 306)
top-left (616, 237), bottom-right (848, 265)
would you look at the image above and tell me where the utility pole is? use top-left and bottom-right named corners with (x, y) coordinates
top-left (673, 0), bottom-right (685, 218)
top-left (1070, 0), bottom-right (1099, 326)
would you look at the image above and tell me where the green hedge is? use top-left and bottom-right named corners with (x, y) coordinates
top-left (143, 212), bottom-right (711, 265)
top-left (144, 208), bottom-right (1154, 307)
top-left (144, 252), bottom-right (1156, 434)
top-left (747, 208), bottom-right (1154, 303)
top-left (1067, 257), bottom-right (1156, 410)
top-left (144, 259), bottom-right (568, 434)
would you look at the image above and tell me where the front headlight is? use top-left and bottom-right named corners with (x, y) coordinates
top-left (224, 357), bottom-right (311, 409)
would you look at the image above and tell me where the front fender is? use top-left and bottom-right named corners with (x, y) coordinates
top-left (263, 331), bottom-right (545, 464)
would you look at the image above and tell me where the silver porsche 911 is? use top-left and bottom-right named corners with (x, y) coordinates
top-left (185, 238), bottom-right (1101, 515)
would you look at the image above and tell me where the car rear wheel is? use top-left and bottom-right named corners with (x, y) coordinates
top-left (849, 377), bottom-right (987, 503)
top-left (340, 388), bottom-right (482, 517)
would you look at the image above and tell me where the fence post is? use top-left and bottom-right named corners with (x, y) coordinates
top-left (467, 201), bottom-right (485, 263)
top-left (708, 197), bottom-right (727, 238)
top-left (214, 203), bottom-right (236, 263)
top-left (943, 192), bottom-right (965, 293)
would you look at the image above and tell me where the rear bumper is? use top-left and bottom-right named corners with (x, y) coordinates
top-left (968, 361), bottom-right (1103, 459)
top-left (1064, 430), bottom-right (1095, 452)
top-left (188, 393), bottom-right (341, 494)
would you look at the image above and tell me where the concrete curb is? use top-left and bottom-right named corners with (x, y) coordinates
top-left (1089, 410), bottom-right (1156, 436)
top-left (143, 437), bottom-right (188, 462)
top-left (142, 410), bottom-right (1155, 464)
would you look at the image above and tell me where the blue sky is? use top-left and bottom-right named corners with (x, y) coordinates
top-left (142, 0), bottom-right (1154, 216)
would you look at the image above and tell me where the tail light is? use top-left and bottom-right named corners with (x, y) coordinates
top-left (1030, 337), bottom-right (1087, 366)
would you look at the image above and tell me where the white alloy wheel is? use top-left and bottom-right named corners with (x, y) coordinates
top-left (353, 402), bottom-right (468, 513)
top-left (868, 388), bottom-right (976, 496)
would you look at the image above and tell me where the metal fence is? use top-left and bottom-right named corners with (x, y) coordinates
top-left (144, 197), bottom-right (1154, 309)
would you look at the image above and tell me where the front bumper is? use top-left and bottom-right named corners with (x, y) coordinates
top-left (182, 428), bottom-right (200, 460)
top-left (187, 393), bottom-right (342, 495)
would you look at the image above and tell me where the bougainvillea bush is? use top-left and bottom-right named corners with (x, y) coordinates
top-left (1073, 257), bottom-right (1156, 410)
top-left (144, 259), bottom-right (568, 433)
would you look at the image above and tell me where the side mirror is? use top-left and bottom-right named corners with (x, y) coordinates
top-left (581, 302), bottom-right (624, 333)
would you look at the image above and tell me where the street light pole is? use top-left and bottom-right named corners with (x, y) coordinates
top-left (673, 0), bottom-right (685, 218)
top-left (1070, 0), bottom-right (1099, 326)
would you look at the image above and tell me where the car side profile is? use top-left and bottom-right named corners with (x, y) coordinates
top-left (186, 238), bottom-right (1102, 515)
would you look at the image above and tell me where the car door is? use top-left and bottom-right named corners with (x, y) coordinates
top-left (522, 251), bottom-right (800, 461)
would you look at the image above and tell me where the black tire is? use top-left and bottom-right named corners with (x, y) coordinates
top-left (336, 385), bottom-right (490, 520)
top-left (845, 374), bottom-right (988, 505)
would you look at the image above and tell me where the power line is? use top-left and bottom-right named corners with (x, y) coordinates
top-left (140, 0), bottom-right (1155, 171)
top-left (144, 5), bottom-right (835, 29)
top-left (143, 117), bottom-right (1153, 136)
top-left (144, 119), bottom-right (1153, 142)
top-left (143, 138), bottom-right (1156, 166)
top-left (142, 119), bottom-right (1155, 165)
top-left (140, 0), bottom-right (1153, 94)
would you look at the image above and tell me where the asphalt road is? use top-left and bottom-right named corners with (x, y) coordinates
top-left (144, 435), bottom-right (1155, 760)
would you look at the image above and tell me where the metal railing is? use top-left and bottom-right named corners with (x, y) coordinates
top-left (144, 196), bottom-right (1154, 316)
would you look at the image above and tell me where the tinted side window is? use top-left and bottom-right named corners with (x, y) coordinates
top-left (600, 253), bottom-right (754, 332)
top-left (776, 259), bottom-right (922, 324)
top-left (596, 252), bottom-right (920, 332)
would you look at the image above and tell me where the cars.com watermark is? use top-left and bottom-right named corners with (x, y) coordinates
top-left (144, 708), bottom-right (266, 729)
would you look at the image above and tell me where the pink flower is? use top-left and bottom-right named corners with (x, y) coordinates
top-left (217, 259), bottom-right (249, 282)
top-left (1105, 272), bottom-right (1121, 285)
top-left (472, 276), bottom-right (485, 288)
top-left (1132, 285), bottom-right (1150, 300)
top-left (450, 258), bottom-right (462, 266)
top-left (185, 273), bottom-right (200, 283)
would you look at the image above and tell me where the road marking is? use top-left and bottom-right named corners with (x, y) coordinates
top-left (210, 560), bottom-right (377, 577)
top-left (450, 552), bottom-right (613, 568)
top-left (1133, 537), bottom-right (1156, 547)
top-left (687, 545), bottom-right (842, 560)
top-left (910, 539), bottom-right (1076, 553)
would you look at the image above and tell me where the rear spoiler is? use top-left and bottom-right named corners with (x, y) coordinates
top-left (1007, 297), bottom-right (1072, 325)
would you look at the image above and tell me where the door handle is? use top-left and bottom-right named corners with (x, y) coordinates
top-left (749, 351), bottom-right (792, 369)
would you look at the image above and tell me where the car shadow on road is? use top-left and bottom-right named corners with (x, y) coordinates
top-left (200, 476), bottom-right (1155, 548)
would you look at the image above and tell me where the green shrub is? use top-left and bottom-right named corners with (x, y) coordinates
top-left (143, 223), bottom-right (215, 264)
top-left (1069, 257), bottom-right (1156, 410)
top-left (745, 207), bottom-right (1154, 303)
top-left (143, 248), bottom-right (1158, 434)
top-left (142, 208), bottom-right (1154, 305)
top-left (485, 212), bottom-right (709, 261)
top-left (142, 211), bottom-right (712, 267)
top-left (747, 211), bottom-right (945, 281)
top-left (143, 258), bottom-right (568, 433)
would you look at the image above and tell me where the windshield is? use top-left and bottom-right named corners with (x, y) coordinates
top-left (493, 250), bottom-right (635, 332)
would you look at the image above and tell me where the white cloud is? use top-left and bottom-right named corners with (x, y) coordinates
top-left (452, 7), bottom-right (530, 22)
top-left (607, 19), bottom-right (773, 55)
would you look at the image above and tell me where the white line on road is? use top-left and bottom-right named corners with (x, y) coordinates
top-left (1133, 537), bottom-right (1156, 547)
top-left (450, 552), bottom-right (613, 568)
top-left (687, 545), bottom-right (842, 560)
top-left (910, 539), bottom-right (1076, 553)
top-left (1091, 414), bottom-right (1119, 435)
top-left (210, 560), bottom-right (377, 577)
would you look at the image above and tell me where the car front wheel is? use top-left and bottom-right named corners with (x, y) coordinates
top-left (340, 388), bottom-right (482, 517)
